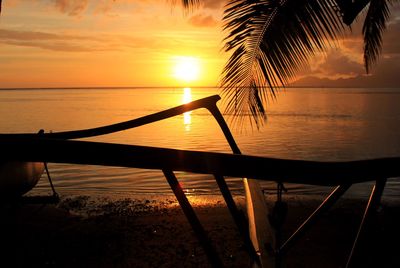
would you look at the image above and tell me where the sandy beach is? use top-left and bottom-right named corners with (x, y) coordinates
top-left (1, 194), bottom-right (400, 268)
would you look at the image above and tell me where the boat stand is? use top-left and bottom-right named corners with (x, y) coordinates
top-left (269, 178), bottom-right (388, 268)
top-left (280, 184), bottom-right (352, 254)
top-left (346, 178), bottom-right (387, 268)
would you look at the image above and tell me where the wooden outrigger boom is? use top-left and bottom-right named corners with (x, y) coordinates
top-left (1, 137), bottom-right (399, 186)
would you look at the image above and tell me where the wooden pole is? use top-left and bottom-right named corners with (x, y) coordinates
top-left (163, 169), bottom-right (223, 268)
top-left (280, 184), bottom-right (351, 254)
top-left (346, 178), bottom-right (387, 268)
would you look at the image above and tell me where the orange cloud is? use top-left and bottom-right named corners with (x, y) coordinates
top-left (0, 29), bottom-right (160, 52)
top-left (188, 13), bottom-right (217, 27)
top-left (200, 0), bottom-right (226, 9)
top-left (0, 29), bottom-right (102, 51)
top-left (318, 50), bottom-right (364, 77)
top-left (53, 0), bottom-right (89, 16)
top-left (293, 55), bottom-right (400, 88)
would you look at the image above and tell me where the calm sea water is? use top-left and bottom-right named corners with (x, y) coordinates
top-left (1, 87), bottom-right (400, 201)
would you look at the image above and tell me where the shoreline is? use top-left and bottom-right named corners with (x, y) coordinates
top-left (2, 194), bottom-right (400, 267)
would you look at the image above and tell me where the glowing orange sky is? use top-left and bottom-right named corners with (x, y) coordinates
top-left (0, 0), bottom-right (399, 88)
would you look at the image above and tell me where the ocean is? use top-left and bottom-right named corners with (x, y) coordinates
top-left (1, 87), bottom-right (400, 201)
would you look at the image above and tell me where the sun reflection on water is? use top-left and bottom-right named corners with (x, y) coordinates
top-left (182, 87), bottom-right (192, 130)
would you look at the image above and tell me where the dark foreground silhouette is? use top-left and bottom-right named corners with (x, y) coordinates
top-left (1, 195), bottom-right (400, 268)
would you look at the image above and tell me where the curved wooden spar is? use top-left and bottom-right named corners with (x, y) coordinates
top-left (0, 95), bottom-right (221, 140)
top-left (1, 137), bottom-right (399, 186)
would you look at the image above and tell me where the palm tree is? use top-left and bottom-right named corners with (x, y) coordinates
top-left (220, 0), bottom-right (399, 127)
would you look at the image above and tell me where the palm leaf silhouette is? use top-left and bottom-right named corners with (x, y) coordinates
top-left (221, 0), bottom-right (398, 127)
top-left (221, 0), bottom-right (344, 127)
top-left (362, 0), bottom-right (393, 73)
top-left (181, 0), bottom-right (199, 7)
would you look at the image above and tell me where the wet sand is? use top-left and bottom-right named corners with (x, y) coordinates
top-left (1, 194), bottom-right (400, 267)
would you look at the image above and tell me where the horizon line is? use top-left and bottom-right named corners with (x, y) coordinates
top-left (0, 85), bottom-right (398, 90)
top-left (0, 86), bottom-right (221, 90)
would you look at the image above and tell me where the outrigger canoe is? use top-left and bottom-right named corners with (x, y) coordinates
top-left (3, 95), bottom-right (395, 267)
top-left (0, 95), bottom-right (272, 266)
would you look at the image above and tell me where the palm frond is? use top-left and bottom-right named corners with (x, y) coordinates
top-left (179, 0), bottom-right (200, 9)
top-left (362, 0), bottom-right (393, 73)
top-left (221, 0), bottom-right (344, 127)
top-left (339, 0), bottom-right (370, 25)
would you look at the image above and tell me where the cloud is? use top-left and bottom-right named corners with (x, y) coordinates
top-left (296, 13), bottom-right (400, 80)
top-left (369, 54), bottom-right (400, 80)
top-left (2, 40), bottom-right (98, 52)
top-left (382, 20), bottom-right (400, 54)
top-left (0, 28), bottom-right (158, 52)
top-left (318, 50), bottom-right (364, 76)
top-left (292, 54), bottom-right (400, 88)
top-left (0, 29), bottom-right (101, 52)
top-left (0, 29), bottom-right (88, 41)
top-left (52, 0), bottom-right (89, 16)
top-left (295, 48), bottom-right (364, 81)
top-left (171, 0), bottom-right (225, 10)
top-left (5, 0), bottom-right (225, 17)
top-left (188, 13), bottom-right (217, 27)
top-left (200, 0), bottom-right (226, 10)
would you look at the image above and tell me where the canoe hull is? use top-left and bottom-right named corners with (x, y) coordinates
top-left (0, 162), bottom-right (44, 197)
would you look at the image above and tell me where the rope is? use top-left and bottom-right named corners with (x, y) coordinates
top-left (269, 182), bottom-right (288, 229)
top-left (44, 162), bottom-right (58, 199)
top-left (277, 182), bottom-right (286, 203)
top-left (270, 182), bottom-right (288, 267)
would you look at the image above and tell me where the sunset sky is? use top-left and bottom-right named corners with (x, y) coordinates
top-left (0, 0), bottom-right (399, 88)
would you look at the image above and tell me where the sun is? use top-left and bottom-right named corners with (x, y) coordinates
top-left (173, 56), bottom-right (200, 82)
